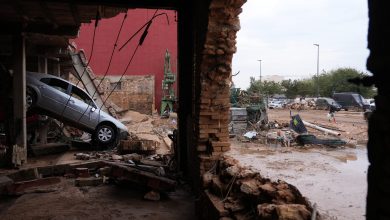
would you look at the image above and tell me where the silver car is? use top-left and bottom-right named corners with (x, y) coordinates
top-left (26, 72), bottom-right (128, 146)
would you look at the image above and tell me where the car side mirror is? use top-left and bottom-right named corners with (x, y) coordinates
top-left (91, 107), bottom-right (96, 112)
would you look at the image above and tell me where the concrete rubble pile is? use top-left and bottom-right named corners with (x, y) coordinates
top-left (286, 99), bottom-right (316, 110)
top-left (237, 113), bottom-right (352, 149)
top-left (0, 110), bottom-right (180, 199)
top-left (1, 152), bottom-right (177, 199)
top-left (199, 156), bottom-right (317, 220)
top-left (73, 150), bottom-right (176, 177)
top-left (118, 110), bottom-right (176, 155)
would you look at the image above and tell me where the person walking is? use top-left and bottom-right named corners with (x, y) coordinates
top-left (328, 103), bottom-right (337, 123)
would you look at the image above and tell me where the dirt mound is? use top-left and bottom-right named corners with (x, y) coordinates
top-left (119, 110), bottom-right (177, 154)
top-left (120, 110), bottom-right (150, 125)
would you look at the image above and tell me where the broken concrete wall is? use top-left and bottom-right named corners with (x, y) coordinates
top-left (69, 74), bottom-right (155, 115)
top-left (98, 76), bottom-right (155, 115)
top-left (195, 0), bottom-right (246, 175)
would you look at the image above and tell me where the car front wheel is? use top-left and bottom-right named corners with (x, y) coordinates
top-left (26, 87), bottom-right (36, 111)
top-left (95, 124), bottom-right (116, 145)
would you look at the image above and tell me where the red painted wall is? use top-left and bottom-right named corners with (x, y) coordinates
top-left (70, 9), bottom-right (178, 113)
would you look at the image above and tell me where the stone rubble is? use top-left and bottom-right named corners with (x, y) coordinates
top-left (199, 155), bottom-right (317, 220)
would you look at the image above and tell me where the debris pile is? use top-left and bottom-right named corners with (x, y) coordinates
top-left (229, 91), bottom-right (268, 135)
top-left (119, 110), bottom-right (176, 154)
top-left (199, 156), bottom-right (316, 220)
top-left (286, 99), bottom-right (316, 110)
top-left (2, 151), bottom-right (177, 199)
top-left (119, 137), bottom-right (158, 155)
top-left (266, 130), bottom-right (295, 147)
top-left (74, 151), bottom-right (173, 168)
top-left (236, 113), bottom-right (350, 149)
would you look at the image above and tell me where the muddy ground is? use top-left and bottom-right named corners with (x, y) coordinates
top-left (0, 178), bottom-right (196, 220)
top-left (228, 108), bottom-right (368, 220)
top-left (0, 111), bottom-right (193, 220)
top-left (0, 109), bottom-right (368, 219)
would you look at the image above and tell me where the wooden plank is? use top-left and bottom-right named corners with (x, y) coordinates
top-left (104, 161), bottom-right (176, 191)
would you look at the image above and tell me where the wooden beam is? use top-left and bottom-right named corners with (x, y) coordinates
top-left (69, 3), bottom-right (81, 25)
top-left (40, 2), bottom-right (58, 28)
top-left (12, 34), bottom-right (27, 167)
top-left (18, 0), bottom-right (179, 10)
top-left (0, 23), bottom-right (79, 36)
top-left (13, 1), bottom-right (29, 21)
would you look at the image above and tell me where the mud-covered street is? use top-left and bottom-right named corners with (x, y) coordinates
top-left (0, 179), bottom-right (195, 220)
top-left (229, 109), bottom-right (368, 220)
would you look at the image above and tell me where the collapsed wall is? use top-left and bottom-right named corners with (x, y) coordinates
top-left (196, 0), bottom-right (245, 175)
top-left (195, 1), bottom-right (315, 219)
top-left (97, 76), bottom-right (155, 115)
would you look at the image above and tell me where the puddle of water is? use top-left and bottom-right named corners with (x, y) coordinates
top-left (228, 144), bottom-right (369, 220)
top-left (338, 148), bottom-right (368, 174)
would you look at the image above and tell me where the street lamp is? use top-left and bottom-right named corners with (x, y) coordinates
top-left (313, 44), bottom-right (319, 97)
top-left (257, 59), bottom-right (262, 83)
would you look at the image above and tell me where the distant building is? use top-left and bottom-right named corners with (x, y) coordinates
top-left (263, 75), bottom-right (284, 83)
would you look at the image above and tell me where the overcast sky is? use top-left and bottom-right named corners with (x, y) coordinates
top-left (232, 0), bottom-right (369, 89)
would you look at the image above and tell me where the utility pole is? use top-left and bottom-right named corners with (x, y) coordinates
top-left (257, 59), bottom-right (262, 83)
top-left (313, 44), bottom-right (319, 97)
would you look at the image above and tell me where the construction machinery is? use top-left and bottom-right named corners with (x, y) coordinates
top-left (160, 49), bottom-right (176, 116)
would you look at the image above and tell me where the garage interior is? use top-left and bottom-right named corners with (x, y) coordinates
top-left (0, 0), bottom-right (389, 219)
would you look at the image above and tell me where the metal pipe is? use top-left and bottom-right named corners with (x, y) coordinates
top-left (257, 59), bottom-right (262, 83)
top-left (313, 44), bottom-right (319, 97)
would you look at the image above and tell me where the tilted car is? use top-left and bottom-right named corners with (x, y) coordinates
top-left (26, 72), bottom-right (128, 146)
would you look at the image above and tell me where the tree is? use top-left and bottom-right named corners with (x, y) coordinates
top-left (316, 68), bottom-right (376, 98)
top-left (280, 79), bottom-right (315, 98)
top-left (247, 78), bottom-right (283, 96)
top-left (247, 67), bottom-right (376, 99)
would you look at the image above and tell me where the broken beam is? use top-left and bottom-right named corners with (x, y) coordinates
top-left (6, 177), bottom-right (61, 195)
top-left (104, 161), bottom-right (176, 191)
top-left (32, 0), bottom-right (179, 9)
top-left (0, 23), bottom-right (79, 36)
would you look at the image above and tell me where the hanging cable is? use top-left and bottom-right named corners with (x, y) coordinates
top-left (76, 12), bottom-right (128, 123)
top-left (58, 8), bottom-right (100, 122)
top-left (118, 11), bottom-right (169, 51)
top-left (100, 11), bottom-right (163, 110)
top-left (77, 10), bottom-right (169, 123)
top-left (101, 44), bottom-right (140, 110)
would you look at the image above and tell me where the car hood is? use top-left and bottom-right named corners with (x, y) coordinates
top-left (98, 110), bottom-right (128, 132)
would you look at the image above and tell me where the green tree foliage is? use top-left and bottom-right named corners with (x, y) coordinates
top-left (247, 77), bottom-right (283, 96)
top-left (316, 68), bottom-right (375, 98)
top-left (280, 79), bottom-right (316, 98)
top-left (246, 68), bottom-right (376, 98)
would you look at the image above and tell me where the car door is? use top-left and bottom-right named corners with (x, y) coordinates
top-left (63, 85), bottom-right (99, 130)
top-left (39, 77), bottom-right (71, 114)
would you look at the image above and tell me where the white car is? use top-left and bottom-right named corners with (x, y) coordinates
top-left (268, 101), bottom-right (283, 109)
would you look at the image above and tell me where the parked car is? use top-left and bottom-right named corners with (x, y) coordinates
top-left (332, 92), bottom-right (370, 111)
top-left (368, 99), bottom-right (376, 111)
top-left (26, 72), bottom-right (128, 146)
top-left (268, 101), bottom-right (283, 109)
top-left (315, 97), bottom-right (342, 111)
